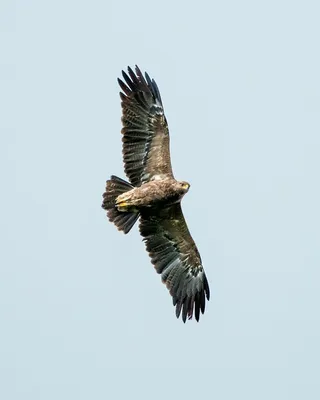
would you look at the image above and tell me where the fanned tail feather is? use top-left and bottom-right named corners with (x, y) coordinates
top-left (102, 175), bottom-right (139, 234)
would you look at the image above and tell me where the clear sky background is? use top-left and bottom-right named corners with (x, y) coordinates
top-left (1, 1), bottom-right (320, 399)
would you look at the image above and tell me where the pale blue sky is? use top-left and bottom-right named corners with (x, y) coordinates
top-left (1, 0), bottom-right (320, 399)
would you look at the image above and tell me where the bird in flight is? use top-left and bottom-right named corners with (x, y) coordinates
top-left (102, 66), bottom-right (210, 322)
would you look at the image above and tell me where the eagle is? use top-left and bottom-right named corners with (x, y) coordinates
top-left (102, 66), bottom-right (210, 322)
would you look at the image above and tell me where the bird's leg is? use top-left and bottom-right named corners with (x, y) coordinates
top-left (116, 192), bottom-right (134, 211)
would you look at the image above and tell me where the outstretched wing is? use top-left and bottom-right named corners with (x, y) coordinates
top-left (139, 203), bottom-right (210, 322)
top-left (118, 66), bottom-right (174, 186)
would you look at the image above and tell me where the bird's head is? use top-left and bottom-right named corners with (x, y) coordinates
top-left (179, 181), bottom-right (191, 194)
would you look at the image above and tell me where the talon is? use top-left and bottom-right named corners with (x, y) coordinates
top-left (117, 201), bottom-right (128, 211)
top-left (116, 195), bottom-right (130, 211)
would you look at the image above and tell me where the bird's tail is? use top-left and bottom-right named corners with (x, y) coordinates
top-left (102, 175), bottom-right (139, 234)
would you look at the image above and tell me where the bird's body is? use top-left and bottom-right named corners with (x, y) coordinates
top-left (116, 179), bottom-right (190, 211)
top-left (102, 66), bottom-right (210, 322)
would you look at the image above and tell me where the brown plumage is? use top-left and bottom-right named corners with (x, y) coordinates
top-left (102, 66), bottom-right (210, 322)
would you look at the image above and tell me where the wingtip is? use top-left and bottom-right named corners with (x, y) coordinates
top-left (135, 64), bottom-right (142, 75)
